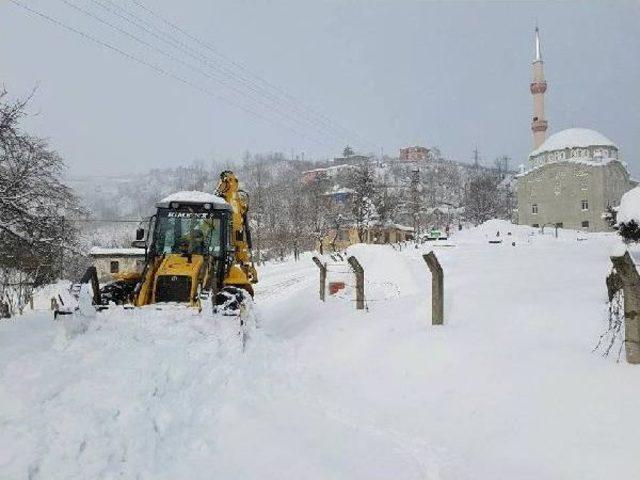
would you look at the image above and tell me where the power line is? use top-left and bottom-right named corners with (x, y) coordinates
top-left (60, 0), bottom-right (342, 146)
top-left (65, 0), bottom-right (345, 146)
top-left (128, 0), bottom-right (374, 149)
top-left (93, 0), bottom-right (362, 147)
top-left (9, 0), bottom-right (332, 147)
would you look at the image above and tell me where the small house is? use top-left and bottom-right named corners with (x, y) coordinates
top-left (320, 223), bottom-right (414, 252)
top-left (89, 247), bottom-right (146, 283)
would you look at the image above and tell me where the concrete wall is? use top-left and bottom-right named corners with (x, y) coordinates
top-left (321, 228), bottom-right (360, 252)
top-left (517, 160), bottom-right (632, 232)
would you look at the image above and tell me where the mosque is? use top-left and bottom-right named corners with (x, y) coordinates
top-left (516, 28), bottom-right (635, 231)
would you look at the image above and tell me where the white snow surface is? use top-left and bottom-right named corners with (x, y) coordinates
top-left (529, 127), bottom-right (617, 157)
top-left (617, 185), bottom-right (640, 224)
top-left (158, 191), bottom-right (227, 206)
top-left (2, 221), bottom-right (639, 479)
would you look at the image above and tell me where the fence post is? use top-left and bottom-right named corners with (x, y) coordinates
top-left (347, 256), bottom-right (365, 310)
top-left (423, 252), bottom-right (444, 325)
top-left (611, 251), bottom-right (640, 364)
top-left (312, 256), bottom-right (327, 302)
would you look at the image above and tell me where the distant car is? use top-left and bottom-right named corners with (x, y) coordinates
top-left (424, 229), bottom-right (448, 241)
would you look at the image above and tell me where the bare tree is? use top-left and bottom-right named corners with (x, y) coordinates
top-left (302, 172), bottom-right (333, 254)
top-left (0, 88), bottom-right (82, 315)
top-left (463, 174), bottom-right (500, 225)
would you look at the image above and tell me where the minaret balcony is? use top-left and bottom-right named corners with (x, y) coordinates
top-left (531, 119), bottom-right (548, 132)
top-left (530, 81), bottom-right (547, 94)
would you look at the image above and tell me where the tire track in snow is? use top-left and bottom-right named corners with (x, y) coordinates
top-left (255, 273), bottom-right (314, 301)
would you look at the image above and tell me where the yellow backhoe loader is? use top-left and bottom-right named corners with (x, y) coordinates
top-left (62, 171), bottom-right (258, 316)
top-left (131, 170), bottom-right (257, 312)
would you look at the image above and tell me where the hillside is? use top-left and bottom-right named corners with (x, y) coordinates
top-left (1, 221), bottom-right (637, 479)
top-left (68, 156), bottom-right (514, 256)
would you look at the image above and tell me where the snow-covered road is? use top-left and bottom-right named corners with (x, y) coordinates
top-left (1, 221), bottom-right (639, 479)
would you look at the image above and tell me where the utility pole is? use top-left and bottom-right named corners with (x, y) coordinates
top-left (410, 165), bottom-right (421, 237)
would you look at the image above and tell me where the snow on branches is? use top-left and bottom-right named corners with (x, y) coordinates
top-left (616, 186), bottom-right (640, 243)
top-left (0, 88), bottom-right (82, 315)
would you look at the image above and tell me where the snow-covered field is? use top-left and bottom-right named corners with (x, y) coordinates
top-left (1, 221), bottom-right (638, 479)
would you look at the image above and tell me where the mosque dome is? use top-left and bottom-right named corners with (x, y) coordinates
top-left (528, 128), bottom-right (619, 167)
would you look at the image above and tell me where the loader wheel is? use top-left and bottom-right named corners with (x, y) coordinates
top-left (99, 279), bottom-right (137, 305)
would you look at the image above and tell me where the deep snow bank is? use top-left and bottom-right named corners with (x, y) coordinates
top-left (2, 224), bottom-right (639, 479)
top-left (617, 185), bottom-right (640, 224)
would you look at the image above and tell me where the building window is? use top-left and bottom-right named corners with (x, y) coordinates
top-left (532, 223), bottom-right (539, 228)
top-left (581, 199), bottom-right (589, 211)
top-left (532, 204), bottom-right (538, 214)
top-left (581, 221), bottom-right (590, 228)
top-left (556, 222), bottom-right (563, 228)
top-left (110, 260), bottom-right (119, 274)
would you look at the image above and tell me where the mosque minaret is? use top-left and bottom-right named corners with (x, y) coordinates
top-left (530, 26), bottom-right (548, 149)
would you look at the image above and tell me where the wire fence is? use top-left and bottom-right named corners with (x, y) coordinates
top-left (323, 259), bottom-right (402, 309)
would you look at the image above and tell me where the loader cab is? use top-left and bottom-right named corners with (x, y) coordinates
top-left (152, 207), bottom-right (231, 258)
top-left (151, 193), bottom-right (233, 260)
top-left (135, 192), bottom-right (234, 305)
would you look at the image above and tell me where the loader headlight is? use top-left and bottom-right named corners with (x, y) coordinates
top-left (204, 203), bottom-right (212, 210)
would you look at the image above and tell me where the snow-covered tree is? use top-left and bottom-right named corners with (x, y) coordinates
top-left (0, 88), bottom-right (82, 315)
top-left (348, 160), bottom-right (377, 241)
top-left (616, 186), bottom-right (640, 243)
top-left (463, 174), bottom-right (500, 225)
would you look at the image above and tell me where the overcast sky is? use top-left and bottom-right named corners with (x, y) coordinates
top-left (1, 0), bottom-right (639, 176)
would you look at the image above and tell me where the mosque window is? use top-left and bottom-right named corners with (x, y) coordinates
top-left (581, 199), bottom-right (589, 211)
top-left (532, 204), bottom-right (538, 214)
top-left (581, 221), bottom-right (590, 228)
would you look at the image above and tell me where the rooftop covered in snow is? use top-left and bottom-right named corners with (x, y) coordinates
top-left (89, 247), bottom-right (146, 257)
top-left (529, 128), bottom-right (617, 157)
top-left (156, 191), bottom-right (229, 209)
